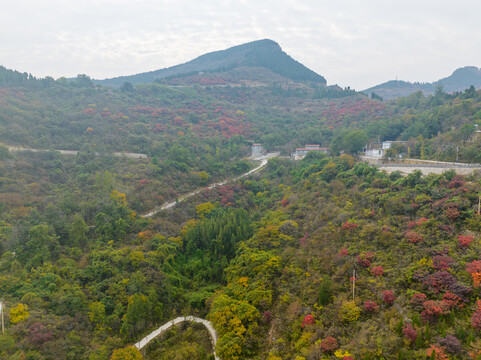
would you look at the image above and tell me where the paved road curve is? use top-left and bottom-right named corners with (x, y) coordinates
top-left (141, 153), bottom-right (279, 218)
top-left (133, 316), bottom-right (220, 360)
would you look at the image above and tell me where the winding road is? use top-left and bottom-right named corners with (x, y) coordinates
top-left (141, 153), bottom-right (279, 218)
top-left (136, 154), bottom-right (279, 357)
top-left (134, 316), bottom-right (220, 360)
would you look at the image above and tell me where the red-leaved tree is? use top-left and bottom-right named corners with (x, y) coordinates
top-left (410, 293), bottom-right (427, 309)
top-left (357, 252), bottom-right (374, 268)
top-left (320, 336), bottom-right (338, 353)
top-left (421, 300), bottom-right (449, 323)
top-left (371, 265), bottom-right (384, 277)
top-left (301, 314), bottom-right (315, 328)
top-left (364, 300), bottom-right (379, 313)
top-left (382, 290), bottom-right (395, 305)
top-left (402, 323), bottom-right (417, 344)
top-left (458, 235), bottom-right (474, 248)
top-left (472, 300), bottom-right (481, 331)
top-left (405, 231), bottom-right (423, 244)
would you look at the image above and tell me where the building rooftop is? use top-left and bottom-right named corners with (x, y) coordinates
top-left (295, 147), bottom-right (330, 151)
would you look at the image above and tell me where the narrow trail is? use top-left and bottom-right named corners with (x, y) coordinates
top-left (141, 153), bottom-right (279, 218)
top-left (133, 316), bottom-right (220, 360)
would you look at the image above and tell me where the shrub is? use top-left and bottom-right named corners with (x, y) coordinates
top-left (402, 323), bottom-right (417, 344)
top-left (263, 311), bottom-right (272, 323)
top-left (437, 335), bottom-right (462, 355)
top-left (472, 272), bottom-right (481, 288)
top-left (370, 265), bottom-right (384, 277)
top-left (356, 252), bottom-right (373, 268)
top-left (446, 207), bottom-right (460, 221)
top-left (466, 261), bottom-right (481, 288)
top-left (471, 300), bottom-right (481, 331)
top-left (320, 336), bottom-right (338, 353)
top-left (417, 217), bottom-right (429, 225)
top-left (423, 270), bottom-right (472, 299)
top-left (342, 221), bottom-right (358, 230)
top-left (458, 235), bottom-right (474, 248)
top-left (9, 303), bottom-right (29, 324)
top-left (410, 293), bottom-right (427, 308)
top-left (466, 260), bottom-right (481, 274)
top-left (426, 344), bottom-right (449, 360)
top-left (407, 220), bottom-right (417, 229)
top-left (301, 314), bottom-right (315, 328)
top-left (421, 300), bottom-right (449, 323)
top-left (334, 350), bottom-right (352, 359)
top-left (364, 300), bottom-right (379, 313)
top-left (442, 291), bottom-right (463, 310)
top-left (432, 255), bottom-right (454, 270)
top-left (382, 290), bottom-right (395, 305)
top-left (405, 231), bottom-right (423, 244)
top-left (340, 300), bottom-right (361, 322)
top-left (27, 322), bottom-right (53, 347)
top-left (110, 346), bottom-right (143, 360)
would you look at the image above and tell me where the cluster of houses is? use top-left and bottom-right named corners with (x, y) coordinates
top-left (251, 140), bottom-right (407, 160)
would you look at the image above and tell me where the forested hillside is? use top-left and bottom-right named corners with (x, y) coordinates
top-left (2, 149), bottom-right (481, 359)
top-left (2, 61), bottom-right (481, 359)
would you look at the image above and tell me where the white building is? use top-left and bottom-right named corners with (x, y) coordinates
top-left (364, 141), bottom-right (405, 158)
top-left (251, 143), bottom-right (265, 159)
top-left (292, 144), bottom-right (330, 160)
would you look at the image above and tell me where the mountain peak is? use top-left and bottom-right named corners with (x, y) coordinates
top-left (364, 65), bottom-right (481, 100)
top-left (96, 40), bottom-right (326, 86)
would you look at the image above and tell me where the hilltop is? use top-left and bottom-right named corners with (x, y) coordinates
top-left (364, 66), bottom-right (481, 100)
top-left (95, 39), bottom-right (326, 86)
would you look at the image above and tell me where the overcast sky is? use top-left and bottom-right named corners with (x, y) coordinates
top-left (1, 0), bottom-right (480, 90)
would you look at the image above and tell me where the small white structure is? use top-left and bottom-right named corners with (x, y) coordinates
top-left (292, 144), bottom-right (329, 160)
top-left (365, 141), bottom-right (405, 158)
top-left (251, 143), bottom-right (265, 159)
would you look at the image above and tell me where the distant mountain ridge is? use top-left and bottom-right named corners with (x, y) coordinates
top-left (364, 66), bottom-right (481, 100)
top-left (95, 39), bottom-right (326, 86)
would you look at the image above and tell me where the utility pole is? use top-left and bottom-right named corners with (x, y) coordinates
top-left (352, 270), bottom-right (356, 300)
top-left (0, 301), bottom-right (4, 334)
